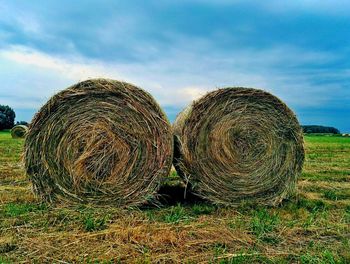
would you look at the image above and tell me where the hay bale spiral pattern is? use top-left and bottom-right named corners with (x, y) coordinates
top-left (173, 88), bottom-right (304, 206)
top-left (24, 79), bottom-right (173, 206)
top-left (11, 125), bottom-right (29, 138)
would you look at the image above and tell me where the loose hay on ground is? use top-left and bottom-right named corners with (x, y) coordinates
top-left (24, 79), bottom-right (173, 207)
top-left (173, 88), bottom-right (304, 206)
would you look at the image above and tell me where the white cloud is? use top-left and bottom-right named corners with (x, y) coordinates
top-left (0, 46), bottom-right (115, 80)
top-left (0, 43), bottom-right (342, 114)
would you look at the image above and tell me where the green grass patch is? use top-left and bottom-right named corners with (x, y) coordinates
top-left (299, 250), bottom-right (346, 264)
top-left (82, 213), bottom-right (109, 232)
top-left (323, 190), bottom-right (338, 201)
top-left (3, 202), bottom-right (47, 217)
top-left (250, 209), bottom-right (280, 243)
top-left (191, 203), bottom-right (216, 215)
top-left (162, 204), bottom-right (191, 223)
top-left (0, 256), bottom-right (12, 264)
top-left (297, 198), bottom-right (327, 212)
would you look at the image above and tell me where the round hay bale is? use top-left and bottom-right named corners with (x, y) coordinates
top-left (24, 79), bottom-right (173, 207)
top-left (11, 125), bottom-right (29, 138)
top-left (173, 88), bottom-right (304, 206)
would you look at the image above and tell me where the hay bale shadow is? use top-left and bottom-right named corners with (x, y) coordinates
top-left (157, 183), bottom-right (205, 206)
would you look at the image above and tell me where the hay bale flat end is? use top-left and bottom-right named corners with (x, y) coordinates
top-left (173, 88), bottom-right (304, 206)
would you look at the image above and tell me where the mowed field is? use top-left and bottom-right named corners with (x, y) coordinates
top-left (0, 131), bottom-right (349, 263)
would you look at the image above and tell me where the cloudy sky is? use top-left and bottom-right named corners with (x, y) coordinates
top-left (0, 0), bottom-right (349, 132)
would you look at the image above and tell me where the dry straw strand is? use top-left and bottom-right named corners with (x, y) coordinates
top-left (173, 88), bottom-right (304, 206)
top-left (11, 125), bottom-right (29, 139)
top-left (24, 79), bottom-right (173, 207)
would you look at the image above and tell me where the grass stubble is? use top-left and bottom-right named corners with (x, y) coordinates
top-left (0, 130), bottom-right (349, 262)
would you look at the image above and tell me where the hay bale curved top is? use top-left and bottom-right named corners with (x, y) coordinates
top-left (11, 125), bottom-right (29, 138)
top-left (24, 79), bottom-right (173, 207)
top-left (173, 88), bottom-right (304, 206)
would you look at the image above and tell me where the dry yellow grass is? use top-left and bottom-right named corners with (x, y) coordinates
top-left (0, 131), bottom-right (349, 263)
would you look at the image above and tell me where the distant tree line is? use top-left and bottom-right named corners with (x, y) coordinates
top-left (302, 125), bottom-right (340, 134)
top-left (16, 121), bottom-right (29, 126)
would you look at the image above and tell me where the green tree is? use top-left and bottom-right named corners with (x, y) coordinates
top-left (0, 105), bottom-right (16, 130)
